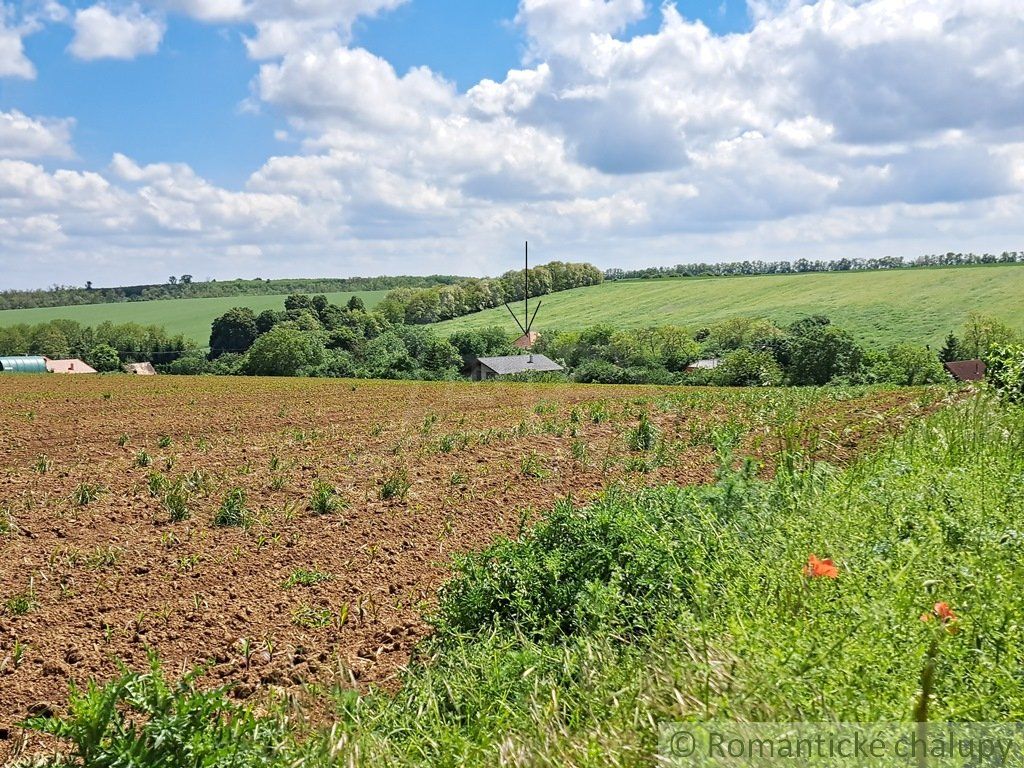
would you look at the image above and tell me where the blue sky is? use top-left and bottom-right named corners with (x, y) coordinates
top-left (1, 0), bottom-right (1022, 288)
top-left (3, 1), bottom-right (751, 186)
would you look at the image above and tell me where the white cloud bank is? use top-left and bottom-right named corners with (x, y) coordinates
top-left (0, 110), bottom-right (75, 159)
top-left (69, 4), bottom-right (165, 60)
top-left (2, 0), bottom-right (1024, 287)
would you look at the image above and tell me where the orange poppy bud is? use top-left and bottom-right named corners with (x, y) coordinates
top-left (803, 554), bottom-right (839, 579)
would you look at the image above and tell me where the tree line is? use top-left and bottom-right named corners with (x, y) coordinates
top-left (375, 261), bottom-right (604, 325)
top-left (0, 275), bottom-right (465, 311)
top-left (0, 320), bottom-right (191, 371)
top-left (533, 311), bottom-right (1019, 387)
top-left (606, 251), bottom-right (1024, 280)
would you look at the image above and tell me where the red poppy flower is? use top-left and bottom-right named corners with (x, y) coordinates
top-left (921, 601), bottom-right (958, 630)
top-left (803, 554), bottom-right (839, 579)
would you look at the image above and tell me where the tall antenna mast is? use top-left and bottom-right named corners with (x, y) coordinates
top-left (503, 239), bottom-right (541, 338)
top-left (524, 241), bottom-right (528, 333)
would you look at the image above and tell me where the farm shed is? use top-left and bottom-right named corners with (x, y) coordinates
top-left (0, 355), bottom-right (48, 373)
top-left (472, 353), bottom-right (563, 381)
top-left (944, 359), bottom-right (986, 382)
top-left (124, 362), bottom-right (157, 375)
top-left (45, 358), bottom-right (97, 374)
top-left (513, 331), bottom-right (541, 350)
top-left (684, 358), bottom-right (723, 373)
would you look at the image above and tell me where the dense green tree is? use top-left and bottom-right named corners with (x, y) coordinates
top-left (870, 344), bottom-right (947, 385)
top-left (311, 294), bottom-right (330, 317)
top-left (244, 326), bottom-right (325, 376)
top-left (448, 327), bottom-right (513, 370)
top-left (713, 349), bottom-right (783, 386)
top-left (960, 312), bottom-right (1021, 360)
top-left (88, 344), bottom-right (122, 373)
top-left (346, 295), bottom-right (366, 312)
top-left (787, 325), bottom-right (864, 385)
top-left (938, 333), bottom-right (961, 362)
top-left (284, 294), bottom-right (314, 313)
top-left (0, 326), bottom-right (30, 355)
top-left (166, 351), bottom-right (211, 375)
top-left (419, 337), bottom-right (463, 378)
top-left (987, 344), bottom-right (1024, 403)
top-left (359, 331), bottom-right (412, 379)
top-left (255, 309), bottom-right (281, 335)
top-left (209, 307), bottom-right (258, 358)
top-left (31, 326), bottom-right (71, 359)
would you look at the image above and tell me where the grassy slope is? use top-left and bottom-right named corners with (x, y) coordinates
top-left (0, 291), bottom-right (388, 345)
top-left (435, 264), bottom-right (1024, 347)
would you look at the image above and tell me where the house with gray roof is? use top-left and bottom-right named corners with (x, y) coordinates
top-left (471, 353), bottom-right (563, 381)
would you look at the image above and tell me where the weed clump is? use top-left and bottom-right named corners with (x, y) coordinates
top-left (626, 412), bottom-right (658, 452)
top-left (309, 480), bottom-right (345, 515)
top-left (213, 488), bottom-right (250, 527)
top-left (379, 468), bottom-right (411, 501)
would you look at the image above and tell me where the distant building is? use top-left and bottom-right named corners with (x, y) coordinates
top-left (45, 358), bottom-right (97, 374)
top-left (471, 353), bottom-right (563, 381)
top-left (944, 359), bottom-right (986, 382)
top-left (124, 362), bottom-right (157, 375)
top-left (513, 331), bottom-right (541, 350)
top-left (0, 355), bottom-right (48, 373)
top-left (684, 358), bottom-right (723, 373)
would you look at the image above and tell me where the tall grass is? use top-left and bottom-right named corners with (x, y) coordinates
top-left (24, 394), bottom-right (1024, 767)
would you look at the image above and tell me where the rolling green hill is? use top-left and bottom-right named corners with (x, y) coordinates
top-left (434, 264), bottom-right (1024, 348)
top-left (0, 291), bottom-right (387, 345)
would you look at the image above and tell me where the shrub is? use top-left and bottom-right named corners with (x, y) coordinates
top-left (714, 349), bottom-right (783, 387)
top-left (870, 343), bottom-right (947, 385)
top-left (26, 656), bottom-right (289, 767)
top-left (88, 343), bottom-right (122, 373)
top-left (987, 344), bottom-right (1024, 403)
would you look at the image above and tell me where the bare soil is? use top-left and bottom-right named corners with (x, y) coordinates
top-left (0, 376), bottom-right (937, 753)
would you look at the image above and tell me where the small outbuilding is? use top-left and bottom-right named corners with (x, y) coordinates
top-left (45, 358), bottom-right (97, 374)
top-left (0, 355), bottom-right (48, 373)
top-left (684, 358), bottom-right (723, 373)
top-left (472, 353), bottom-right (563, 381)
top-left (513, 331), bottom-right (541, 350)
top-left (124, 362), bottom-right (157, 375)
top-left (944, 359), bottom-right (986, 382)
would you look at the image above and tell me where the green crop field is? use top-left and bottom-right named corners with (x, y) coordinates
top-left (0, 290), bottom-right (388, 345)
top-left (435, 264), bottom-right (1024, 347)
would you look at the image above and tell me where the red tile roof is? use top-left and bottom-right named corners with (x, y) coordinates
top-left (45, 358), bottom-right (98, 374)
top-left (944, 359), bottom-right (985, 382)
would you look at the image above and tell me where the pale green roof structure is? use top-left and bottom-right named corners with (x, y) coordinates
top-left (0, 355), bottom-right (48, 373)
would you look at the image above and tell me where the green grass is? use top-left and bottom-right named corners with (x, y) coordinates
top-left (435, 263), bottom-right (1024, 348)
top-left (24, 392), bottom-right (1024, 767)
top-left (0, 290), bottom-right (388, 345)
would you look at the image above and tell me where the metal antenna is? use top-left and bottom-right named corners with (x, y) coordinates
top-left (527, 299), bottom-right (541, 335)
top-left (524, 241), bottom-right (529, 332)
top-left (502, 240), bottom-right (537, 338)
top-left (504, 302), bottom-right (527, 335)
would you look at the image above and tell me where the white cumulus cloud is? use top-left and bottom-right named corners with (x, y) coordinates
top-left (0, 3), bottom-right (38, 78)
top-left (0, 110), bottom-right (75, 159)
top-left (5, 0), bottom-right (1024, 288)
top-left (69, 4), bottom-right (165, 60)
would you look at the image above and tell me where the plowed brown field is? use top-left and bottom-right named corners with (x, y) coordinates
top-left (0, 375), bottom-right (941, 742)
